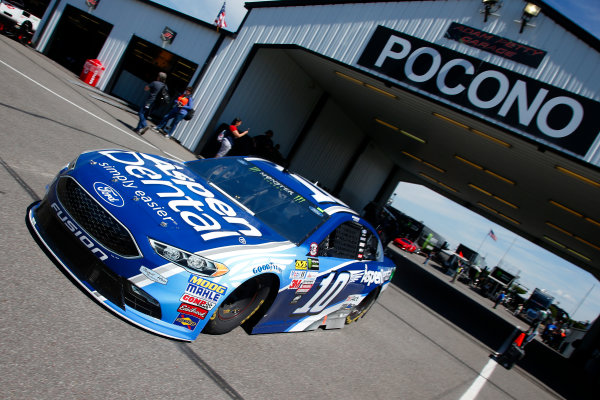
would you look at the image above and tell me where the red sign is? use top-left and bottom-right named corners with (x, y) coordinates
top-left (445, 22), bottom-right (546, 68)
top-left (161, 26), bottom-right (177, 44)
top-left (178, 303), bottom-right (208, 320)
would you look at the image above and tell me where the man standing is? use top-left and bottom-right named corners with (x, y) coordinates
top-left (152, 87), bottom-right (194, 138)
top-left (493, 291), bottom-right (506, 309)
top-left (135, 72), bottom-right (167, 134)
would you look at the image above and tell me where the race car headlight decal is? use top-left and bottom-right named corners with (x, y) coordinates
top-left (128, 283), bottom-right (160, 307)
top-left (148, 238), bottom-right (229, 277)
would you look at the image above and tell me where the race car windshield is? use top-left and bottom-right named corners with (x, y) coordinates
top-left (187, 158), bottom-right (328, 244)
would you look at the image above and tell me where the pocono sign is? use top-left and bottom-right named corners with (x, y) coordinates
top-left (358, 25), bottom-right (600, 156)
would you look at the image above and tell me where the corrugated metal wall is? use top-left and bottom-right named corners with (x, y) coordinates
top-left (216, 49), bottom-right (324, 156)
top-left (289, 98), bottom-right (365, 192)
top-left (35, 0), bottom-right (220, 91)
top-left (180, 0), bottom-right (600, 164)
top-left (340, 142), bottom-right (394, 211)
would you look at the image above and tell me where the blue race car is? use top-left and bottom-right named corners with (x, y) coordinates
top-left (27, 150), bottom-right (396, 341)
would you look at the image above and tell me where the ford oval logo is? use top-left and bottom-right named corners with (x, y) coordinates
top-left (93, 182), bottom-right (124, 207)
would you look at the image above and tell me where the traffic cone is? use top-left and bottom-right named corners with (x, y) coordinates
top-left (513, 332), bottom-right (525, 347)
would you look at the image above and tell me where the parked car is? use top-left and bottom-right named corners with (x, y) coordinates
top-left (27, 150), bottom-right (396, 341)
top-left (0, 0), bottom-right (40, 42)
top-left (392, 237), bottom-right (419, 253)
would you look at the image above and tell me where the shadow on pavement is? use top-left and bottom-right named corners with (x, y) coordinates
top-left (389, 253), bottom-right (595, 400)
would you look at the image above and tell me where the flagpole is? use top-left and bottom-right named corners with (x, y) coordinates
top-left (476, 233), bottom-right (488, 252)
top-left (572, 284), bottom-right (595, 319)
top-left (498, 237), bottom-right (517, 265)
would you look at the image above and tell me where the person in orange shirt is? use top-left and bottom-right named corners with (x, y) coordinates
top-left (149, 87), bottom-right (194, 138)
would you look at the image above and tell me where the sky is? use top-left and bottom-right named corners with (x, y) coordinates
top-left (148, 1), bottom-right (600, 322)
top-left (150, 0), bottom-right (600, 39)
top-left (391, 183), bottom-right (600, 323)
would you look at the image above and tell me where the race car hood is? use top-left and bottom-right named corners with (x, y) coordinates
top-left (67, 150), bottom-right (287, 251)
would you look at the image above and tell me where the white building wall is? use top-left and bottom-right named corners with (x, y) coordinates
top-left (181, 0), bottom-right (600, 162)
top-left (216, 49), bottom-right (324, 156)
top-left (289, 98), bottom-right (364, 191)
top-left (340, 142), bottom-right (394, 211)
top-left (35, 0), bottom-right (220, 90)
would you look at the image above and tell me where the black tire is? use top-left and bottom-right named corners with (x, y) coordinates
top-left (345, 288), bottom-right (380, 325)
top-left (21, 21), bottom-right (32, 31)
top-left (203, 275), bottom-right (272, 335)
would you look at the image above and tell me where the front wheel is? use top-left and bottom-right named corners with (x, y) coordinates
top-left (345, 288), bottom-right (380, 324)
top-left (203, 275), bottom-right (272, 335)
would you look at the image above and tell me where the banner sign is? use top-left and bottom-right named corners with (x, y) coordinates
top-left (86, 0), bottom-right (100, 9)
top-left (161, 26), bottom-right (177, 44)
top-left (357, 25), bottom-right (600, 156)
top-left (444, 22), bottom-right (546, 68)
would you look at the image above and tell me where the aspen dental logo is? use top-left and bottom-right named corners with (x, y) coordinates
top-left (97, 151), bottom-right (262, 241)
top-left (358, 25), bottom-right (600, 156)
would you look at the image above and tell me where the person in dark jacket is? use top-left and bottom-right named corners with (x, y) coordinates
top-left (135, 72), bottom-right (167, 134)
top-left (152, 87), bottom-right (194, 138)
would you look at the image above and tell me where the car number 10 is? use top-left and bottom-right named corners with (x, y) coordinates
top-left (293, 272), bottom-right (350, 314)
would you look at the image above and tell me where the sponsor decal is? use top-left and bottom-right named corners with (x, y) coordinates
top-left (295, 260), bottom-right (307, 270)
top-left (349, 269), bottom-right (365, 283)
top-left (358, 25), bottom-right (600, 156)
top-left (306, 271), bottom-right (319, 279)
top-left (309, 206), bottom-right (323, 216)
top-left (93, 182), bottom-right (124, 207)
top-left (139, 266), bottom-right (168, 285)
top-left (188, 275), bottom-right (226, 293)
top-left (295, 281), bottom-right (314, 294)
top-left (289, 279), bottom-right (303, 290)
top-left (360, 265), bottom-right (384, 286)
top-left (290, 294), bottom-right (303, 304)
top-left (185, 275), bottom-right (227, 302)
top-left (295, 272), bottom-right (318, 294)
top-left (309, 242), bottom-right (318, 257)
top-left (180, 293), bottom-right (216, 310)
top-left (50, 202), bottom-right (108, 261)
top-left (382, 268), bottom-right (393, 282)
top-left (445, 22), bottom-right (546, 68)
top-left (177, 303), bottom-right (208, 319)
top-left (307, 257), bottom-right (319, 271)
top-left (97, 151), bottom-right (263, 240)
top-left (173, 313), bottom-right (200, 330)
top-left (289, 270), bottom-right (307, 279)
top-left (252, 262), bottom-right (283, 275)
top-left (340, 294), bottom-right (362, 309)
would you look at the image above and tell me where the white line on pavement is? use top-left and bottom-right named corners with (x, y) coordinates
top-left (459, 358), bottom-right (498, 400)
top-left (0, 58), bottom-right (157, 150)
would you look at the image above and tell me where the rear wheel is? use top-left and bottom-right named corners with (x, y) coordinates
top-left (203, 275), bottom-right (272, 335)
top-left (345, 288), bottom-right (380, 324)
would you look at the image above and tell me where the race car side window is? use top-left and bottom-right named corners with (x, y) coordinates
top-left (318, 221), bottom-right (364, 260)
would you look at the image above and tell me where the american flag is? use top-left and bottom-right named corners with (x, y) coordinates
top-left (214, 2), bottom-right (227, 30)
top-left (489, 229), bottom-right (497, 241)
